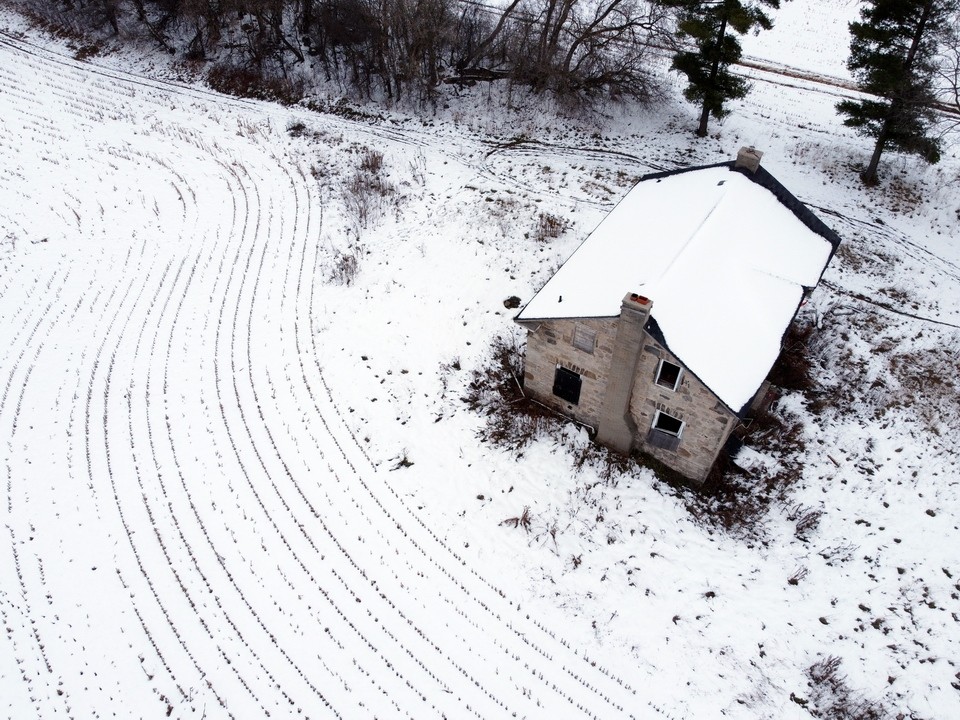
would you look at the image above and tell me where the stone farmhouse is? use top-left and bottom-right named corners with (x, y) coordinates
top-left (514, 148), bottom-right (841, 484)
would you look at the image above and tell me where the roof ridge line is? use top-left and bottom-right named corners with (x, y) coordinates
top-left (654, 184), bottom-right (727, 282)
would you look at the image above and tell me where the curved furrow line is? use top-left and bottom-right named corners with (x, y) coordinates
top-left (81, 251), bottom-right (236, 717)
top-left (24, 254), bottom-right (195, 715)
top-left (0, 267), bottom-right (66, 387)
top-left (247, 154), bottom-right (491, 713)
top-left (259, 365), bottom-right (513, 719)
top-left (190, 156), bottom-right (389, 714)
top-left (135, 226), bottom-right (338, 714)
top-left (102, 146), bottom-right (191, 237)
top-left (290, 371), bottom-right (629, 718)
top-left (240, 154), bottom-right (522, 716)
top-left (192, 154), bottom-right (442, 717)
top-left (212, 155), bottom-right (452, 716)
top-left (0, 28), bottom-right (671, 719)
top-left (302, 324), bottom-right (645, 716)
top-left (2, 281), bottom-right (91, 714)
top-left (118, 255), bottom-right (276, 715)
top-left (2, 526), bottom-right (46, 718)
top-left (318, 374), bottom-right (647, 713)
top-left (275, 162), bottom-right (635, 717)
top-left (311, 352), bottom-right (646, 714)
top-left (41, 246), bottom-right (144, 574)
top-left (198, 150), bottom-right (389, 716)
top-left (281, 161), bottom-right (607, 716)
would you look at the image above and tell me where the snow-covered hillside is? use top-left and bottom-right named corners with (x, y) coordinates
top-left (1, 3), bottom-right (959, 719)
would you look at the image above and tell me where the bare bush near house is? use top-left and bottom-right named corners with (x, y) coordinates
top-left (462, 333), bottom-right (559, 453)
top-left (685, 320), bottom-right (820, 537)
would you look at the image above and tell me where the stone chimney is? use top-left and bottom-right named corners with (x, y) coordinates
top-left (735, 146), bottom-right (763, 173)
top-left (596, 293), bottom-right (652, 454)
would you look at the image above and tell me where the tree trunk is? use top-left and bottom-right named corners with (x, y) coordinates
top-left (863, 0), bottom-right (934, 185)
top-left (697, 12), bottom-right (727, 137)
top-left (696, 103), bottom-right (711, 137)
top-left (862, 122), bottom-right (889, 185)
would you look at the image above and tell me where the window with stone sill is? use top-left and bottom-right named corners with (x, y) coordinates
top-left (648, 410), bottom-right (683, 451)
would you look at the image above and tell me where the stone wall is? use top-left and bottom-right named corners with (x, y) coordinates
top-left (519, 318), bottom-right (738, 484)
top-left (628, 342), bottom-right (736, 482)
top-left (520, 317), bottom-right (618, 428)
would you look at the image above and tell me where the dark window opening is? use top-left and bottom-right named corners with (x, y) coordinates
top-left (552, 366), bottom-right (582, 405)
top-left (655, 360), bottom-right (682, 390)
top-left (653, 411), bottom-right (683, 437)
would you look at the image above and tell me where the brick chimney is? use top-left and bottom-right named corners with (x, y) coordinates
top-left (735, 146), bottom-right (763, 173)
top-left (596, 293), bottom-right (652, 454)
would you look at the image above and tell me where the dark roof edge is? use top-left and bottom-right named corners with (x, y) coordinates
top-left (738, 165), bottom-right (843, 256)
top-left (517, 159), bottom-right (842, 417)
top-left (514, 314), bottom-right (619, 325)
top-left (638, 160), bottom-right (733, 183)
top-left (643, 161), bottom-right (841, 416)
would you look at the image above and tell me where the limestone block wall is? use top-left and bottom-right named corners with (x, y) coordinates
top-left (520, 317), bottom-right (618, 428)
top-left (628, 341), bottom-right (737, 482)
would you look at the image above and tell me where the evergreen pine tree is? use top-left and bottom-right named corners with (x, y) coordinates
top-left (664, 0), bottom-right (781, 137)
top-left (837, 0), bottom-right (955, 185)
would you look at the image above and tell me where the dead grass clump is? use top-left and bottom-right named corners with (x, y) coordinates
top-left (207, 64), bottom-right (304, 105)
top-left (287, 121), bottom-right (308, 138)
top-left (741, 402), bottom-right (807, 457)
top-left (689, 398), bottom-right (813, 538)
top-left (344, 148), bottom-right (395, 230)
top-left (881, 175), bottom-right (923, 214)
top-left (462, 334), bottom-right (559, 454)
top-left (687, 451), bottom-right (769, 536)
top-left (801, 656), bottom-right (886, 720)
top-left (73, 42), bottom-right (103, 61)
top-left (500, 506), bottom-right (532, 531)
top-left (570, 441), bottom-right (632, 484)
top-left (327, 247), bottom-right (360, 286)
top-left (887, 345), bottom-right (960, 436)
top-left (788, 503), bottom-right (824, 541)
top-left (531, 212), bottom-right (567, 243)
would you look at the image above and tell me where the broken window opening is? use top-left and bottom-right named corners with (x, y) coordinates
top-left (655, 360), bottom-right (682, 390)
top-left (652, 410), bottom-right (684, 437)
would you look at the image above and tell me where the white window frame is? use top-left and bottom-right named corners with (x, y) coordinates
top-left (654, 359), bottom-right (683, 391)
top-left (572, 324), bottom-right (596, 354)
top-left (652, 410), bottom-right (684, 438)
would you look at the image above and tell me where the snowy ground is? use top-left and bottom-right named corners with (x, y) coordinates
top-left (1, 3), bottom-right (959, 719)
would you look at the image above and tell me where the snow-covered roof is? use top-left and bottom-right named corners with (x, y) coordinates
top-left (516, 163), bottom-right (839, 413)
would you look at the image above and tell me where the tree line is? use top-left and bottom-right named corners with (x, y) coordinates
top-left (16, 0), bottom-right (960, 183)
top-left (19, 0), bottom-right (672, 105)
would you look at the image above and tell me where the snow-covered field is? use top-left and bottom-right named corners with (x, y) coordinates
top-left (1, 3), bottom-right (959, 719)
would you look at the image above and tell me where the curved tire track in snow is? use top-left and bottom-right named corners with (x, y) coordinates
top-left (0, 32), bottom-right (663, 719)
